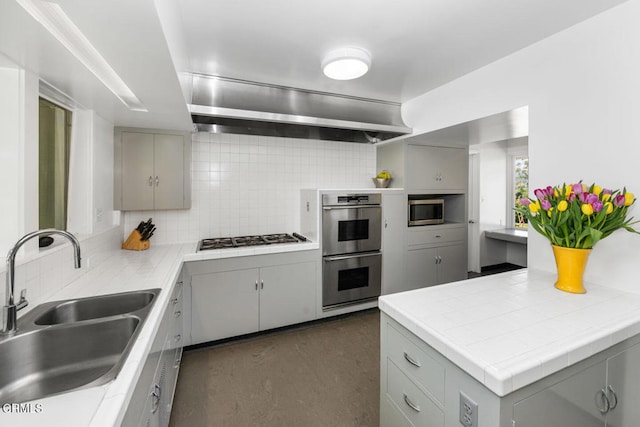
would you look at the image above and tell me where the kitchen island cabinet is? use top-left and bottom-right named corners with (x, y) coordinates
top-left (379, 269), bottom-right (640, 427)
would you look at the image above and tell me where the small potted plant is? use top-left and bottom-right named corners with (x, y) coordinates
top-left (514, 182), bottom-right (639, 293)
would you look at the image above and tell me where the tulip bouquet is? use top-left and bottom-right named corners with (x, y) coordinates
top-left (515, 183), bottom-right (640, 249)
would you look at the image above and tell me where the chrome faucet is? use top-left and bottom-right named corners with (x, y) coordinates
top-left (2, 229), bottom-right (81, 336)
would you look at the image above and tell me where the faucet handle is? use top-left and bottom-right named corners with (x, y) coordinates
top-left (17, 289), bottom-right (28, 311)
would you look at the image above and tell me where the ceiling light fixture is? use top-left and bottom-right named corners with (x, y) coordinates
top-left (16, 0), bottom-right (147, 112)
top-left (322, 47), bottom-right (371, 81)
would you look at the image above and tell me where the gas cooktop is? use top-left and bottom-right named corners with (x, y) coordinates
top-left (198, 233), bottom-right (307, 251)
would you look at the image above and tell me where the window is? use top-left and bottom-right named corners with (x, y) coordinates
top-left (39, 97), bottom-right (72, 230)
top-left (512, 155), bottom-right (529, 229)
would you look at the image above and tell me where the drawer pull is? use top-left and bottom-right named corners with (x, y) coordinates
top-left (174, 310), bottom-right (182, 318)
top-left (403, 351), bottom-right (421, 367)
top-left (171, 298), bottom-right (179, 305)
top-left (403, 393), bottom-right (421, 412)
top-left (151, 384), bottom-right (161, 414)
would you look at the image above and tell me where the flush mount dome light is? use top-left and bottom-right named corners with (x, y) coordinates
top-left (322, 47), bottom-right (371, 80)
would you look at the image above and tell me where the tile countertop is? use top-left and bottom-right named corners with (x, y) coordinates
top-left (3, 243), bottom-right (196, 427)
top-left (378, 268), bottom-right (640, 397)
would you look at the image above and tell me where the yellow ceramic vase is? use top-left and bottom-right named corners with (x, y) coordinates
top-left (552, 245), bottom-right (592, 294)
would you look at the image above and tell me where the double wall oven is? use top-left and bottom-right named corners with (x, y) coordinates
top-left (322, 193), bottom-right (382, 309)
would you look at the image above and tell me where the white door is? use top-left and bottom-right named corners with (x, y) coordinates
top-left (467, 152), bottom-right (481, 273)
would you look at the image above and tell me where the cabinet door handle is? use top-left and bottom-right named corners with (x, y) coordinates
top-left (148, 176), bottom-right (153, 186)
top-left (171, 298), bottom-right (179, 305)
top-left (403, 393), bottom-right (421, 412)
top-left (255, 281), bottom-right (258, 291)
top-left (174, 334), bottom-right (182, 342)
top-left (403, 351), bottom-right (421, 367)
top-left (595, 388), bottom-right (610, 414)
top-left (155, 176), bottom-right (159, 186)
top-left (260, 280), bottom-right (264, 290)
top-left (607, 385), bottom-right (618, 410)
top-left (174, 310), bottom-right (182, 318)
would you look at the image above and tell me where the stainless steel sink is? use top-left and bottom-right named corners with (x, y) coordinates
top-left (35, 290), bottom-right (157, 325)
top-left (0, 288), bottom-right (160, 403)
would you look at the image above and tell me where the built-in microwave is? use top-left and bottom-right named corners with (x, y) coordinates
top-left (408, 196), bottom-right (445, 226)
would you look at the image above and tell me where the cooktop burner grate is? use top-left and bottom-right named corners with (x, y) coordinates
top-left (198, 233), bottom-right (305, 251)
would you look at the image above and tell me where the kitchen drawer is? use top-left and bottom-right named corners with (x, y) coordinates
top-left (387, 322), bottom-right (445, 405)
top-left (407, 226), bottom-right (465, 246)
top-left (386, 359), bottom-right (444, 427)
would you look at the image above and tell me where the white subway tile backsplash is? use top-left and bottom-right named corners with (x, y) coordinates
top-left (124, 133), bottom-right (377, 243)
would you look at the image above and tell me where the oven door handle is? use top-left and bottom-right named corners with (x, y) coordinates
top-left (322, 205), bottom-right (380, 210)
top-left (323, 252), bottom-right (381, 262)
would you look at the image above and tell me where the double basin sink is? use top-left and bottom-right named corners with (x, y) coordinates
top-left (0, 289), bottom-right (160, 404)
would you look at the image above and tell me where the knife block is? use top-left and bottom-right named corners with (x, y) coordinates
top-left (122, 230), bottom-right (150, 251)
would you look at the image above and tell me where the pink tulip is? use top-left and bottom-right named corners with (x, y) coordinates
top-left (541, 199), bottom-right (551, 210)
top-left (572, 183), bottom-right (584, 194)
top-left (534, 189), bottom-right (545, 200)
top-left (614, 195), bottom-right (626, 207)
top-left (520, 198), bottom-right (531, 206)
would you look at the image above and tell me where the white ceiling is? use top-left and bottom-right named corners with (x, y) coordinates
top-left (0, 0), bottom-right (630, 130)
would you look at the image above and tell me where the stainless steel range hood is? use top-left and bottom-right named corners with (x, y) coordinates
top-left (188, 74), bottom-right (412, 143)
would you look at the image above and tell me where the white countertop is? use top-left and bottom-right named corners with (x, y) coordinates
top-left (3, 243), bottom-right (195, 427)
top-left (378, 269), bottom-right (640, 396)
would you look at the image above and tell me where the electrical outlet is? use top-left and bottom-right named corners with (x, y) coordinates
top-left (459, 391), bottom-right (478, 427)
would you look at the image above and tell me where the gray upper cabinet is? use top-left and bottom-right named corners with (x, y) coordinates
top-left (406, 144), bottom-right (467, 192)
top-left (114, 128), bottom-right (191, 211)
top-left (376, 141), bottom-right (468, 193)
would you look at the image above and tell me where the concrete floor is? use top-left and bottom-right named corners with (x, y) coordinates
top-left (169, 309), bottom-right (380, 427)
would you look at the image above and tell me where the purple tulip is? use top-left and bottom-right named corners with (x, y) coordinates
top-left (592, 201), bottom-right (604, 212)
top-left (586, 193), bottom-right (599, 205)
top-left (603, 188), bottom-right (612, 196)
top-left (572, 183), bottom-right (584, 194)
top-left (520, 198), bottom-right (531, 206)
top-left (534, 188), bottom-right (545, 200)
top-left (545, 186), bottom-right (554, 198)
top-left (578, 192), bottom-right (587, 203)
top-left (614, 195), bottom-right (626, 207)
top-left (541, 199), bottom-right (552, 210)
top-left (569, 193), bottom-right (576, 202)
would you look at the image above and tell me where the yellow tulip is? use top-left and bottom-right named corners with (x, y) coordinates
top-left (625, 192), bottom-right (635, 206)
top-left (553, 188), bottom-right (559, 198)
top-left (564, 185), bottom-right (572, 197)
top-left (581, 204), bottom-right (594, 215)
top-left (603, 193), bottom-right (612, 201)
top-left (593, 185), bottom-right (602, 196)
top-left (605, 202), bottom-right (613, 214)
top-left (557, 200), bottom-right (568, 212)
top-left (547, 207), bottom-right (554, 217)
top-left (529, 202), bottom-right (540, 213)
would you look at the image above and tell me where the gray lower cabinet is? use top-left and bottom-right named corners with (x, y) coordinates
top-left (190, 261), bottom-right (317, 344)
top-left (406, 244), bottom-right (467, 290)
top-left (122, 280), bottom-right (184, 427)
top-left (381, 312), bottom-right (640, 427)
top-left (514, 342), bottom-right (640, 427)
